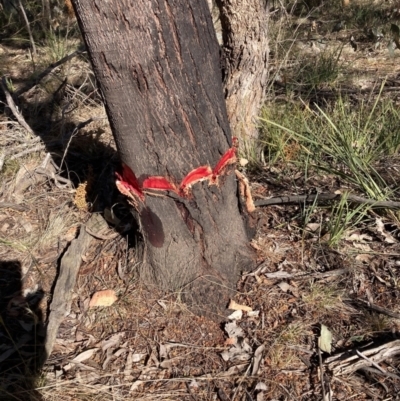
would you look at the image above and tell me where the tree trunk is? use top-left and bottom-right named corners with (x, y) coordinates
top-left (216, 0), bottom-right (269, 140)
top-left (71, 0), bottom-right (254, 317)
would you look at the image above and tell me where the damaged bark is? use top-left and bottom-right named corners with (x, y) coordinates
top-left (71, 0), bottom-right (255, 317)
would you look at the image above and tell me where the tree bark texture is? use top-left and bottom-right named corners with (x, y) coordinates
top-left (71, 0), bottom-right (254, 317)
top-left (216, 0), bottom-right (269, 140)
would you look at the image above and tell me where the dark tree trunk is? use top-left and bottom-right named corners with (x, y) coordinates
top-left (71, 0), bottom-right (254, 317)
top-left (216, 0), bottom-right (269, 140)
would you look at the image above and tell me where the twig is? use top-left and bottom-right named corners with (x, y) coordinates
top-left (60, 117), bottom-right (97, 169)
top-left (17, 0), bottom-right (36, 57)
top-left (35, 167), bottom-right (73, 189)
top-left (1, 76), bottom-right (36, 137)
top-left (231, 363), bottom-right (251, 401)
top-left (318, 346), bottom-right (327, 401)
top-left (360, 366), bottom-right (400, 381)
top-left (356, 299), bottom-right (400, 320)
top-left (260, 268), bottom-right (349, 280)
top-left (355, 349), bottom-right (387, 374)
top-left (14, 49), bottom-right (84, 97)
top-left (255, 192), bottom-right (400, 210)
top-left (243, 265), bottom-right (350, 280)
top-left (9, 144), bottom-right (46, 160)
top-left (0, 153), bottom-right (5, 171)
top-left (0, 202), bottom-right (28, 211)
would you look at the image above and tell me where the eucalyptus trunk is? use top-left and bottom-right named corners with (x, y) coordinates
top-left (71, 0), bottom-right (254, 318)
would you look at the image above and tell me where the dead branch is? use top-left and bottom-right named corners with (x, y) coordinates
top-left (41, 217), bottom-right (95, 365)
top-left (0, 202), bottom-right (29, 211)
top-left (255, 193), bottom-right (400, 210)
top-left (1, 76), bottom-right (36, 137)
top-left (9, 144), bottom-right (46, 160)
top-left (245, 266), bottom-right (349, 280)
top-left (17, 0), bottom-right (36, 57)
top-left (325, 340), bottom-right (400, 376)
top-left (355, 299), bottom-right (400, 320)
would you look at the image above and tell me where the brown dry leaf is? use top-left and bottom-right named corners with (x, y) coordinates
top-left (124, 351), bottom-right (133, 377)
top-left (131, 353), bottom-right (146, 363)
top-left (218, 363), bottom-right (248, 376)
top-left (277, 281), bottom-right (291, 293)
top-left (130, 380), bottom-right (144, 391)
top-left (376, 218), bottom-right (397, 244)
top-left (72, 348), bottom-right (98, 363)
top-left (228, 299), bottom-right (252, 312)
top-left (101, 332), bottom-right (124, 351)
top-left (346, 232), bottom-right (372, 242)
top-left (89, 289), bottom-right (118, 308)
top-left (306, 223), bottom-right (320, 232)
top-left (251, 344), bottom-right (265, 375)
top-left (356, 254), bottom-right (373, 263)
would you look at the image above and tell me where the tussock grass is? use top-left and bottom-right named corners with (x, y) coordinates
top-left (267, 322), bottom-right (311, 370)
top-left (260, 93), bottom-right (400, 200)
top-left (302, 282), bottom-right (344, 313)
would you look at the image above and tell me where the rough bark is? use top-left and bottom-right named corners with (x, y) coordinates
top-left (71, 0), bottom-right (254, 317)
top-left (216, 0), bottom-right (269, 140)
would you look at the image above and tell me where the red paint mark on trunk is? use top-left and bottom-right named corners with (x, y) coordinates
top-left (142, 176), bottom-right (178, 193)
top-left (212, 148), bottom-right (237, 182)
top-left (115, 163), bottom-right (145, 201)
top-left (180, 165), bottom-right (212, 195)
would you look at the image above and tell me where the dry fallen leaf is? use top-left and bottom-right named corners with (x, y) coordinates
top-left (71, 348), bottom-right (98, 363)
top-left (89, 290), bottom-right (118, 308)
top-left (356, 254), bottom-right (373, 263)
top-left (318, 324), bottom-right (332, 354)
top-left (239, 158), bottom-right (249, 167)
top-left (228, 310), bottom-right (243, 320)
top-left (101, 332), bottom-right (124, 352)
top-left (218, 363), bottom-right (248, 377)
top-left (376, 218), bottom-right (397, 244)
top-left (277, 281), bottom-right (291, 293)
top-left (228, 300), bottom-right (252, 312)
top-left (251, 344), bottom-right (265, 375)
top-left (306, 223), bottom-right (320, 232)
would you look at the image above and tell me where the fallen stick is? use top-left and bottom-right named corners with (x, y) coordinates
top-left (1, 76), bottom-right (36, 137)
top-left (325, 339), bottom-right (400, 376)
top-left (0, 202), bottom-right (29, 211)
top-left (356, 299), bottom-right (400, 320)
top-left (255, 193), bottom-right (400, 210)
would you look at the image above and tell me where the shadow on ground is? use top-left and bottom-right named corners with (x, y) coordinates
top-left (0, 260), bottom-right (45, 401)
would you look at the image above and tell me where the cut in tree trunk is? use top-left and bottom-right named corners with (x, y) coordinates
top-left (216, 0), bottom-right (269, 140)
top-left (71, 0), bottom-right (255, 318)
